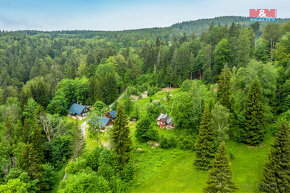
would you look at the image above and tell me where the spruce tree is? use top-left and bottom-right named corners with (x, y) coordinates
top-left (242, 79), bottom-right (264, 145)
top-left (22, 118), bottom-right (30, 143)
top-left (31, 105), bottom-right (45, 162)
top-left (194, 106), bottom-right (216, 170)
top-left (20, 143), bottom-right (43, 180)
top-left (31, 120), bottom-right (45, 162)
top-left (217, 66), bottom-right (232, 109)
top-left (204, 142), bottom-right (237, 193)
top-left (260, 121), bottom-right (289, 193)
top-left (111, 105), bottom-right (132, 168)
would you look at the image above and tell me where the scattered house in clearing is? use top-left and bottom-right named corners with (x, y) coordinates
top-left (157, 113), bottom-right (174, 129)
top-left (69, 103), bottom-right (90, 117)
top-left (106, 110), bottom-right (116, 120)
top-left (98, 116), bottom-right (113, 128)
top-left (90, 116), bottom-right (113, 130)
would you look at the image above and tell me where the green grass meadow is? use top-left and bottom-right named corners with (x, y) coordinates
top-left (86, 89), bottom-right (273, 193)
top-left (129, 132), bottom-right (272, 193)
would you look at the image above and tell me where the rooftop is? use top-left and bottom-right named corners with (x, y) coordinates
top-left (69, 103), bottom-right (87, 115)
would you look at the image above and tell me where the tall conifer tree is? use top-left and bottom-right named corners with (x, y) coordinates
top-left (204, 142), bottom-right (237, 193)
top-left (195, 106), bottom-right (216, 170)
top-left (217, 66), bottom-right (232, 109)
top-left (111, 105), bottom-right (132, 168)
top-left (260, 121), bottom-right (289, 193)
top-left (20, 143), bottom-right (43, 180)
top-left (242, 79), bottom-right (264, 145)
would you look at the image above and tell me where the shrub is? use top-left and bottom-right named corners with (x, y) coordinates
top-left (135, 115), bottom-right (159, 142)
top-left (85, 147), bottom-right (115, 172)
top-left (120, 164), bottom-right (134, 182)
top-left (86, 148), bottom-right (101, 171)
top-left (180, 80), bottom-right (193, 92)
top-left (93, 101), bottom-right (106, 111)
top-left (97, 163), bottom-right (115, 181)
top-left (42, 163), bottom-right (56, 191)
top-left (177, 132), bottom-right (196, 151)
top-left (67, 157), bottom-right (87, 174)
top-left (146, 102), bottom-right (166, 120)
top-left (147, 86), bottom-right (161, 97)
top-left (160, 135), bottom-right (169, 149)
top-left (168, 135), bottom-right (177, 148)
top-left (145, 128), bottom-right (159, 141)
top-left (58, 170), bottom-right (111, 193)
top-left (160, 135), bottom-right (177, 149)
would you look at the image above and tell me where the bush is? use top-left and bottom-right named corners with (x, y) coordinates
top-left (97, 163), bottom-right (115, 181)
top-left (109, 176), bottom-right (128, 193)
top-left (85, 148), bottom-right (101, 171)
top-left (58, 170), bottom-right (111, 193)
top-left (135, 115), bottom-right (159, 142)
top-left (177, 132), bottom-right (196, 151)
top-left (67, 157), bottom-right (87, 174)
top-left (168, 135), bottom-right (177, 148)
top-left (180, 80), bottom-right (193, 92)
top-left (3, 168), bottom-right (38, 193)
top-left (126, 86), bottom-right (139, 96)
top-left (120, 164), bottom-right (134, 182)
top-left (160, 135), bottom-right (177, 149)
top-left (93, 101), bottom-right (106, 111)
top-left (42, 163), bottom-right (56, 191)
top-left (130, 104), bottom-right (139, 120)
top-left (146, 102), bottom-right (166, 120)
top-left (145, 128), bottom-right (159, 141)
top-left (147, 86), bottom-right (161, 97)
top-left (160, 135), bottom-right (169, 149)
top-left (85, 147), bottom-right (115, 172)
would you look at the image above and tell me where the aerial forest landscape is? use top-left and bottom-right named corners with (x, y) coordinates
top-left (0, 0), bottom-right (289, 193)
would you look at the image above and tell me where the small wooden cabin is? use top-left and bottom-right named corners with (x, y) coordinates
top-left (106, 110), bottom-right (117, 120)
top-left (157, 113), bottom-right (174, 129)
top-left (69, 103), bottom-right (89, 117)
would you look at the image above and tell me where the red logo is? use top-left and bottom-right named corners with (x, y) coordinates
top-left (250, 9), bottom-right (277, 18)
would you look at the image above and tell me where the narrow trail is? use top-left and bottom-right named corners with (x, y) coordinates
top-left (109, 93), bottom-right (124, 108)
top-left (81, 121), bottom-right (86, 136)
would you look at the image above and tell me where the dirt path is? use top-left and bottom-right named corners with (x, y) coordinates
top-left (81, 121), bottom-right (86, 137)
top-left (109, 93), bottom-right (124, 108)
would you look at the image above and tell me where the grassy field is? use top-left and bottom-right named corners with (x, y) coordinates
top-left (129, 126), bottom-right (272, 193)
top-left (129, 135), bottom-right (272, 193)
top-left (83, 89), bottom-right (273, 193)
top-left (126, 89), bottom-right (273, 193)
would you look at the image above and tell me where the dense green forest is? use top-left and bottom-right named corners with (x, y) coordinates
top-left (0, 16), bottom-right (289, 192)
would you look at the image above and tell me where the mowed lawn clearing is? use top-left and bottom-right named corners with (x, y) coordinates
top-left (130, 134), bottom-right (272, 193)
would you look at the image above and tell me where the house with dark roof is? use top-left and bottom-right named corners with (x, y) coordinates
top-left (98, 116), bottom-right (113, 128)
top-left (106, 110), bottom-right (116, 120)
top-left (157, 113), bottom-right (174, 129)
top-left (69, 103), bottom-right (89, 117)
top-left (90, 116), bottom-right (113, 129)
